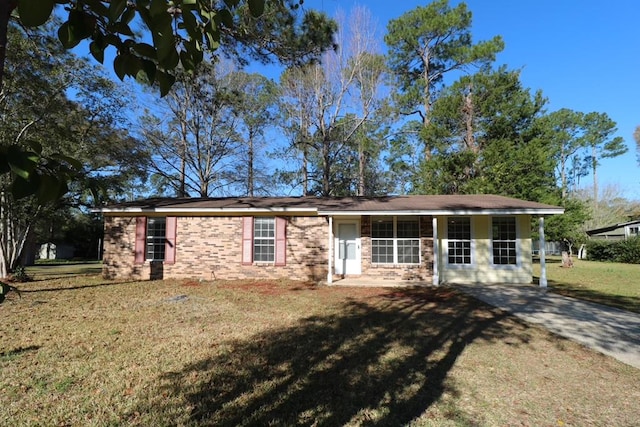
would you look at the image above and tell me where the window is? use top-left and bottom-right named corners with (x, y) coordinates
top-left (253, 217), bottom-right (275, 262)
top-left (492, 217), bottom-right (517, 265)
top-left (447, 217), bottom-right (471, 265)
top-left (242, 217), bottom-right (286, 266)
top-left (372, 217), bottom-right (420, 264)
top-left (146, 217), bottom-right (166, 261)
top-left (629, 226), bottom-right (639, 236)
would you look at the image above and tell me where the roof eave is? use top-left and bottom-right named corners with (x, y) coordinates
top-left (318, 208), bottom-right (565, 216)
top-left (99, 207), bottom-right (319, 214)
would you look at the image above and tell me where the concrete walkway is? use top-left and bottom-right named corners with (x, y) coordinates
top-left (451, 283), bottom-right (640, 370)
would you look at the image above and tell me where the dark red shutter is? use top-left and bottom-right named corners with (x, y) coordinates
top-left (242, 217), bottom-right (253, 265)
top-left (134, 217), bottom-right (146, 264)
top-left (275, 217), bottom-right (287, 266)
top-left (165, 217), bottom-right (177, 264)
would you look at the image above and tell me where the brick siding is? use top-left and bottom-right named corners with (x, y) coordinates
top-left (103, 214), bottom-right (434, 283)
top-left (103, 215), bottom-right (328, 282)
top-left (357, 216), bottom-right (433, 283)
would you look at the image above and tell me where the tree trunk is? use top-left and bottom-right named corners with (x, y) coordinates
top-left (358, 143), bottom-right (365, 196)
top-left (0, 191), bottom-right (34, 279)
top-left (302, 144), bottom-right (309, 196)
top-left (462, 83), bottom-right (476, 183)
top-left (592, 144), bottom-right (598, 209)
top-left (0, 0), bottom-right (17, 89)
top-left (322, 138), bottom-right (330, 196)
top-left (247, 133), bottom-right (254, 196)
top-left (178, 118), bottom-right (188, 197)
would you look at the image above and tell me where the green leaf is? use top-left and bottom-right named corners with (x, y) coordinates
top-left (159, 47), bottom-right (179, 70)
top-left (18, 0), bottom-right (54, 27)
top-left (124, 54), bottom-right (143, 78)
top-left (218, 8), bottom-right (234, 28)
top-left (6, 146), bottom-right (37, 179)
top-left (247, 0), bottom-right (265, 17)
top-left (58, 22), bottom-right (81, 49)
top-left (113, 54), bottom-right (127, 80)
top-left (179, 50), bottom-right (195, 71)
top-left (89, 41), bottom-right (105, 63)
top-left (28, 140), bottom-right (42, 155)
top-left (151, 16), bottom-right (175, 63)
top-left (204, 23), bottom-right (220, 51)
top-left (11, 175), bottom-right (39, 200)
top-left (122, 7), bottom-right (136, 24)
top-left (150, 0), bottom-right (167, 17)
top-left (8, 163), bottom-right (30, 179)
top-left (68, 9), bottom-right (95, 40)
top-left (181, 9), bottom-right (198, 39)
top-left (139, 59), bottom-right (157, 83)
top-left (108, 0), bottom-right (127, 22)
top-left (50, 153), bottom-right (82, 170)
top-left (36, 174), bottom-right (68, 204)
top-left (112, 21), bottom-right (135, 36)
top-left (132, 42), bottom-right (157, 59)
top-left (156, 71), bottom-right (176, 97)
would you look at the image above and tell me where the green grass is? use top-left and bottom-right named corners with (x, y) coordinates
top-left (534, 257), bottom-right (640, 313)
top-left (24, 261), bottom-right (103, 280)
top-left (1, 274), bottom-right (639, 426)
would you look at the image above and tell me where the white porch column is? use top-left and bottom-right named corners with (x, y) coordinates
top-left (327, 216), bottom-right (333, 285)
top-left (432, 216), bottom-right (439, 286)
top-left (539, 216), bottom-right (547, 288)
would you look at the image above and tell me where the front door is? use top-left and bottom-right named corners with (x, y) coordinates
top-left (334, 220), bottom-right (361, 275)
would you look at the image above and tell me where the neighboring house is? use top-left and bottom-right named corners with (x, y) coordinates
top-left (99, 195), bottom-right (563, 286)
top-left (586, 220), bottom-right (640, 241)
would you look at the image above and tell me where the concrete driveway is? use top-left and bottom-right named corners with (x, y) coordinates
top-left (451, 283), bottom-right (640, 370)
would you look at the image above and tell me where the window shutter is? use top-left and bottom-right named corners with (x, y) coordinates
top-left (134, 217), bottom-right (147, 264)
top-left (242, 217), bottom-right (253, 265)
top-left (165, 217), bottom-right (177, 264)
top-left (275, 217), bottom-right (287, 266)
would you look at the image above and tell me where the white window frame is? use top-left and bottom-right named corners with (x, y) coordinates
top-left (253, 217), bottom-right (275, 262)
top-left (490, 216), bottom-right (520, 268)
top-left (445, 217), bottom-right (475, 269)
top-left (146, 217), bottom-right (166, 261)
top-left (371, 216), bottom-right (421, 265)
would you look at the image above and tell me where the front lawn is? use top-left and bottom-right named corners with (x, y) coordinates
top-left (534, 257), bottom-right (640, 313)
top-left (1, 275), bottom-right (639, 426)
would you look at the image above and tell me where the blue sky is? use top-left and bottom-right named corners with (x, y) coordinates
top-left (300, 0), bottom-right (640, 199)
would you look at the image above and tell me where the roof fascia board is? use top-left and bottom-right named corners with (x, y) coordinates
top-left (99, 206), bottom-right (564, 216)
top-left (100, 207), bottom-right (319, 214)
top-left (319, 208), bottom-right (564, 216)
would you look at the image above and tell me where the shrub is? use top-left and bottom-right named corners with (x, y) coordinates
top-left (586, 237), bottom-right (640, 264)
top-left (11, 265), bottom-right (31, 282)
top-left (615, 237), bottom-right (640, 264)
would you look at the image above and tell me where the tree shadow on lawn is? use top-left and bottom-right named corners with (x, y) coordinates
top-left (533, 276), bottom-right (640, 314)
top-left (18, 280), bottom-right (142, 293)
top-left (135, 288), bottom-right (530, 426)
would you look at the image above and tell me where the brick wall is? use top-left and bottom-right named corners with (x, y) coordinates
top-left (103, 214), bottom-right (434, 283)
top-left (358, 216), bottom-right (433, 282)
top-left (102, 216), bottom-right (150, 280)
top-left (103, 215), bottom-right (328, 282)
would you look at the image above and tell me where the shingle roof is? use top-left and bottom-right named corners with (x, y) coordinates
top-left (100, 195), bottom-right (563, 215)
top-left (585, 219), bottom-right (640, 235)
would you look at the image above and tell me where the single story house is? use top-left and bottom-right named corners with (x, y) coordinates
top-left (99, 195), bottom-right (563, 286)
top-left (585, 220), bottom-right (640, 241)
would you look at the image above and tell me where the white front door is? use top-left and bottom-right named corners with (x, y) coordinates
top-left (334, 220), bottom-right (361, 275)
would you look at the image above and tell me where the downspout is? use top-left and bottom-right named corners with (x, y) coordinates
top-left (327, 216), bottom-right (333, 285)
top-left (539, 216), bottom-right (547, 288)
top-left (432, 216), bottom-right (439, 286)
